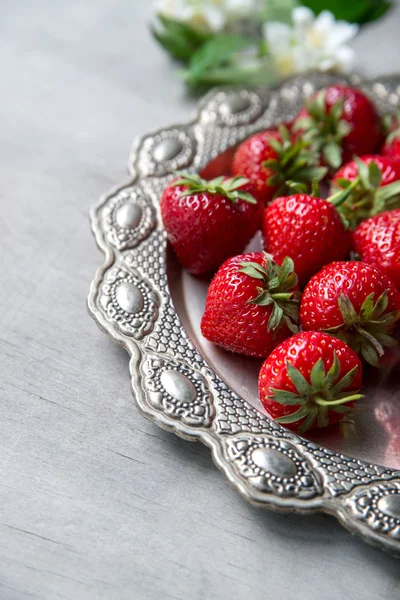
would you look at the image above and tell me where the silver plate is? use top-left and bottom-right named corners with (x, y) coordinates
top-left (88, 73), bottom-right (400, 556)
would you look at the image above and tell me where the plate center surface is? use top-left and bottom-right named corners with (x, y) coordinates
top-left (167, 242), bottom-right (400, 471)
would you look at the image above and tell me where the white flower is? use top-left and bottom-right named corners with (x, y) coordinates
top-left (155, 0), bottom-right (258, 33)
top-left (263, 7), bottom-right (359, 76)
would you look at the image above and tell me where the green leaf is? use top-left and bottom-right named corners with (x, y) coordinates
top-left (310, 358), bottom-right (326, 390)
top-left (368, 161), bottom-right (382, 188)
top-left (360, 341), bottom-right (379, 366)
top-left (300, 0), bottom-right (392, 24)
top-left (374, 180), bottom-right (400, 211)
top-left (231, 191), bottom-right (257, 204)
top-left (269, 389), bottom-right (305, 405)
top-left (275, 405), bottom-right (311, 425)
top-left (239, 264), bottom-right (266, 280)
top-left (258, 0), bottom-right (298, 23)
top-left (331, 365), bottom-right (359, 395)
top-left (183, 34), bottom-right (252, 85)
top-left (268, 303), bottom-right (284, 332)
top-left (355, 157), bottom-right (372, 189)
top-left (323, 143), bottom-right (342, 169)
top-left (360, 292), bottom-right (375, 320)
top-left (369, 290), bottom-right (389, 320)
top-left (336, 178), bottom-right (352, 189)
top-left (280, 256), bottom-right (295, 282)
top-left (311, 179), bottom-right (321, 197)
top-left (286, 362), bottom-right (312, 396)
top-left (330, 98), bottom-right (345, 122)
top-left (184, 60), bottom-right (278, 88)
top-left (338, 294), bottom-right (359, 325)
top-left (299, 410), bottom-right (319, 433)
top-left (252, 290), bottom-right (273, 306)
top-left (152, 14), bottom-right (210, 62)
top-left (324, 352), bottom-right (341, 388)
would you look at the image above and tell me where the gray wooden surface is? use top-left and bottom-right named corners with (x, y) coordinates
top-left (1, 2), bottom-right (400, 599)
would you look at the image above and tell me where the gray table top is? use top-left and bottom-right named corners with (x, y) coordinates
top-left (1, 2), bottom-right (400, 599)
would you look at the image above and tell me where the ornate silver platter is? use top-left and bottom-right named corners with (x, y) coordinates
top-left (88, 73), bottom-right (400, 555)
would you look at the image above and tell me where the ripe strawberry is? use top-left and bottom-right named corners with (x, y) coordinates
top-left (300, 261), bottom-right (400, 366)
top-left (259, 332), bottom-right (363, 433)
top-left (382, 112), bottom-right (400, 158)
top-left (160, 173), bottom-right (263, 275)
top-left (232, 125), bottom-right (326, 205)
top-left (262, 191), bottom-right (353, 287)
top-left (353, 209), bottom-right (400, 289)
top-left (293, 85), bottom-right (383, 170)
top-left (331, 155), bottom-right (400, 228)
top-left (201, 252), bottom-right (300, 358)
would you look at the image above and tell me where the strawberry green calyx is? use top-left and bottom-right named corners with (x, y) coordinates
top-left (271, 352), bottom-right (363, 433)
top-left (324, 291), bottom-right (400, 366)
top-left (382, 111), bottom-right (400, 142)
top-left (172, 173), bottom-right (257, 204)
top-left (261, 124), bottom-right (327, 196)
top-left (332, 159), bottom-right (400, 228)
top-left (293, 91), bottom-right (352, 170)
top-left (238, 253), bottom-right (301, 333)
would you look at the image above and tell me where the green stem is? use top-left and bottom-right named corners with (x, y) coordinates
top-left (270, 292), bottom-right (294, 300)
top-left (315, 394), bottom-right (363, 407)
top-left (329, 177), bottom-right (360, 207)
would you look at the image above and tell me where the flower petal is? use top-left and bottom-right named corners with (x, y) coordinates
top-left (313, 10), bottom-right (336, 37)
top-left (203, 6), bottom-right (226, 32)
top-left (325, 22), bottom-right (359, 49)
top-left (263, 21), bottom-right (292, 54)
top-left (292, 6), bottom-right (315, 28)
top-left (334, 46), bottom-right (356, 72)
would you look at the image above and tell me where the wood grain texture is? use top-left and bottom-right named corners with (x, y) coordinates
top-left (1, 1), bottom-right (400, 598)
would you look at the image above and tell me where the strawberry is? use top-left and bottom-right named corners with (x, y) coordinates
top-left (293, 85), bottom-right (383, 170)
top-left (262, 190), bottom-right (353, 287)
top-left (232, 124), bottom-right (326, 205)
top-left (353, 209), bottom-right (400, 289)
top-left (300, 261), bottom-right (400, 366)
top-left (331, 155), bottom-right (400, 228)
top-left (259, 332), bottom-right (363, 433)
top-left (382, 112), bottom-right (400, 159)
top-left (160, 173), bottom-right (263, 275)
top-left (201, 252), bottom-right (300, 358)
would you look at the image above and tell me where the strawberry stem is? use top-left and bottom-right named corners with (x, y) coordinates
top-left (315, 394), bottom-right (363, 407)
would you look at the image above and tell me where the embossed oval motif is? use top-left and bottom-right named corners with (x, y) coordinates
top-left (115, 281), bottom-right (144, 314)
top-left (222, 95), bottom-right (251, 115)
top-left (377, 494), bottom-right (400, 520)
top-left (251, 448), bottom-right (297, 478)
top-left (115, 202), bottom-right (142, 229)
top-left (153, 138), bottom-right (182, 162)
top-left (160, 370), bottom-right (197, 403)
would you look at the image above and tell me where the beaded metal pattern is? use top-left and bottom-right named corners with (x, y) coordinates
top-left (88, 73), bottom-right (400, 556)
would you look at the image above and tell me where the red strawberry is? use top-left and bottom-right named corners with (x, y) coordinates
top-left (331, 155), bottom-right (400, 228)
top-left (382, 112), bottom-right (400, 158)
top-left (262, 191), bottom-right (353, 287)
top-left (353, 209), bottom-right (400, 289)
top-left (383, 136), bottom-right (400, 160)
top-left (232, 125), bottom-right (326, 205)
top-left (201, 252), bottom-right (300, 358)
top-left (293, 85), bottom-right (383, 170)
top-left (160, 173), bottom-right (263, 275)
top-left (259, 332), bottom-right (363, 433)
top-left (300, 261), bottom-right (400, 366)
